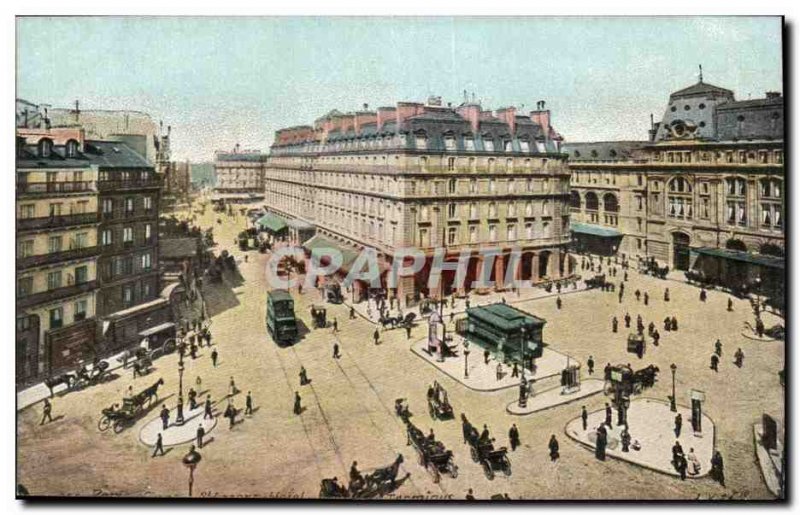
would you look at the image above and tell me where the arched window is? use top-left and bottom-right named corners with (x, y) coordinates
top-left (585, 192), bottom-right (599, 211)
top-left (38, 138), bottom-right (53, 158)
top-left (668, 177), bottom-right (692, 193)
top-left (65, 139), bottom-right (79, 158)
top-left (602, 193), bottom-right (619, 213)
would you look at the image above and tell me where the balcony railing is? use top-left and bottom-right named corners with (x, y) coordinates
top-left (17, 280), bottom-right (97, 309)
top-left (17, 181), bottom-right (95, 195)
top-left (17, 245), bottom-right (100, 269)
top-left (97, 177), bottom-right (162, 191)
top-left (17, 213), bottom-right (98, 231)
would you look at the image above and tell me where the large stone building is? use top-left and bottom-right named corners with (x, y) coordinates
top-left (212, 145), bottom-right (267, 203)
top-left (565, 79), bottom-right (784, 269)
top-left (16, 121), bottom-right (169, 386)
top-left (265, 97), bottom-right (572, 305)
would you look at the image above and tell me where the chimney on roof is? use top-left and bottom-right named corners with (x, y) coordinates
top-left (363, 103), bottom-right (369, 110)
top-left (168, 125), bottom-right (172, 136)
top-left (74, 99), bottom-right (80, 123)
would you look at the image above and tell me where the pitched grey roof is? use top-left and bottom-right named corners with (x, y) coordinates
top-left (17, 140), bottom-right (151, 169)
top-left (670, 81), bottom-right (734, 99)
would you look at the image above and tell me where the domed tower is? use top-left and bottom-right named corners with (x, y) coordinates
top-left (654, 79), bottom-right (734, 142)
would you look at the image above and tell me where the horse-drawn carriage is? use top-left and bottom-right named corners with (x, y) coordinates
top-left (464, 424), bottom-right (511, 480)
top-left (406, 420), bottom-right (458, 483)
top-left (311, 305), bottom-right (327, 329)
top-left (44, 359), bottom-right (112, 397)
top-left (585, 274), bottom-right (608, 289)
top-left (325, 282), bottom-right (344, 304)
top-left (604, 363), bottom-right (659, 397)
top-left (319, 454), bottom-right (408, 499)
top-left (378, 312), bottom-right (417, 330)
top-left (627, 332), bottom-right (645, 358)
top-left (427, 382), bottom-right (454, 421)
top-left (97, 378), bottom-right (164, 433)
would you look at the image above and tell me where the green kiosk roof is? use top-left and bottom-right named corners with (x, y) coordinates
top-left (257, 213), bottom-right (287, 233)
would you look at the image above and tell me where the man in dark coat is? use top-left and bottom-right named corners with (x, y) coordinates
top-left (349, 306), bottom-right (356, 320)
top-left (710, 354), bottom-right (719, 371)
top-left (152, 433), bottom-right (165, 457)
top-left (664, 288), bottom-right (670, 302)
top-left (461, 414), bottom-right (472, 444)
top-left (671, 316), bottom-right (678, 331)
top-left (652, 330), bottom-right (660, 346)
top-left (405, 325), bottom-right (412, 339)
top-left (674, 413), bottom-right (682, 437)
top-left (40, 399), bottom-right (53, 425)
top-left (333, 342), bottom-right (341, 359)
top-left (245, 391), bottom-right (253, 416)
top-left (595, 425), bottom-right (607, 460)
top-left (700, 289), bottom-right (707, 302)
top-left (612, 317), bottom-right (618, 333)
top-left (621, 426), bottom-right (631, 452)
top-left (211, 347), bottom-right (219, 367)
top-left (548, 434), bottom-right (559, 461)
top-left (508, 424), bottom-right (520, 451)
top-left (581, 406), bottom-right (588, 431)
top-left (587, 356), bottom-right (595, 375)
top-left (196, 424), bottom-right (205, 448)
top-left (711, 451), bottom-right (725, 486)
top-left (734, 348), bottom-right (744, 368)
top-left (160, 404), bottom-right (170, 430)
top-left (643, 292), bottom-right (649, 306)
top-left (604, 403), bottom-right (613, 428)
top-left (373, 328), bottom-right (380, 345)
top-left (727, 298), bottom-right (733, 312)
top-left (188, 388), bottom-right (197, 410)
top-left (293, 391), bottom-right (302, 415)
top-left (624, 313), bottom-right (631, 328)
top-left (204, 395), bottom-right (214, 420)
top-left (664, 316), bottom-right (672, 332)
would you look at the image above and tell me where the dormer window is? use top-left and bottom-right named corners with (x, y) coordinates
top-left (39, 138), bottom-right (53, 158)
top-left (414, 132), bottom-right (427, 150)
top-left (483, 137), bottom-right (494, 152)
top-left (444, 134), bottom-right (456, 151)
top-left (66, 139), bottom-right (79, 158)
top-left (464, 136), bottom-right (475, 151)
top-left (504, 140), bottom-right (513, 152)
top-left (519, 140), bottom-right (530, 152)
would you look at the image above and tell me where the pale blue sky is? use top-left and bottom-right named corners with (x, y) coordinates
top-left (17, 16), bottom-right (783, 161)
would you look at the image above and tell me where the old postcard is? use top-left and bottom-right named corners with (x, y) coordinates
top-left (14, 15), bottom-right (785, 501)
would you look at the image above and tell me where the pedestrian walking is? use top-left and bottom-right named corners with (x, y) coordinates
top-left (587, 355), bottom-right (595, 375)
top-left (687, 448), bottom-right (701, 476)
top-left (671, 316), bottom-right (678, 331)
top-left (652, 329), bottom-right (660, 346)
top-left (509, 424), bottom-right (520, 451)
top-left (349, 306), bottom-right (356, 320)
top-left (711, 451), bottom-right (725, 487)
top-left (160, 404), bottom-right (170, 430)
top-left (152, 433), bottom-right (165, 457)
top-left (734, 347), bottom-right (744, 368)
top-left (196, 375), bottom-right (202, 389)
top-left (511, 362), bottom-right (519, 378)
top-left (245, 391), bottom-right (253, 415)
top-left (727, 297), bottom-right (734, 312)
top-left (332, 318), bottom-right (338, 333)
top-left (700, 289), bottom-right (707, 302)
top-left (674, 413), bottom-right (682, 437)
top-left (405, 325), bottom-right (412, 339)
top-left (211, 347), bottom-right (219, 367)
top-left (225, 402), bottom-right (236, 429)
top-left (196, 424), bottom-right (205, 448)
top-left (618, 289), bottom-right (623, 303)
top-left (643, 292), bottom-right (649, 305)
top-left (710, 354), bottom-right (719, 372)
top-left (548, 434), bottom-right (560, 461)
top-left (190, 343), bottom-right (198, 360)
top-left (299, 366), bottom-right (309, 385)
top-left (664, 288), bottom-right (670, 302)
top-left (581, 406), bottom-right (588, 431)
top-left (715, 339), bottom-right (723, 356)
top-left (333, 342), bottom-right (341, 359)
top-left (496, 363), bottom-right (503, 381)
top-left (484, 350), bottom-right (490, 365)
top-left (604, 402), bottom-right (613, 428)
top-left (188, 388), bottom-right (198, 410)
top-left (465, 488), bottom-right (476, 501)
top-left (204, 395), bottom-right (214, 420)
top-left (229, 376), bottom-right (237, 397)
top-left (40, 399), bottom-right (53, 425)
top-left (624, 313), bottom-right (631, 328)
top-left (293, 391), bottom-right (302, 415)
top-left (595, 425), bottom-right (607, 461)
top-left (635, 289), bottom-right (641, 302)
top-left (664, 316), bottom-right (671, 332)
top-left (556, 297), bottom-right (562, 310)
top-left (612, 317), bottom-right (618, 333)
top-left (621, 426), bottom-right (631, 452)
top-left (373, 328), bottom-right (380, 346)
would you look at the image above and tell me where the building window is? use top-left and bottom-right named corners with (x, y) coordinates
top-left (465, 137), bottom-right (475, 151)
top-left (125, 197), bottom-right (135, 214)
top-left (74, 300), bottom-right (87, 321)
top-left (143, 196), bottom-right (153, 211)
top-left (49, 307), bottom-right (63, 329)
top-left (520, 140), bottom-right (530, 152)
top-left (47, 270), bottom-right (62, 290)
top-left (74, 265), bottom-right (88, 284)
top-left (504, 140), bottom-right (513, 152)
top-left (48, 235), bottom-right (63, 253)
top-left (123, 227), bottom-right (134, 244)
top-left (507, 224), bottom-right (517, 240)
top-left (19, 204), bottom-right (35, 219)
top-left (488, 224), bottom-right (497, 241)
top-left (102, 199), bottom-right (113, 215)
top-left (448, 203), bottom-right (457, 219)
top-left (141, 253), bottom-right (152, 270)
top-left (525, 223), bottom-right (533, 239)
top-left (123, 285), bottom-right (134, 305)
top-left (415, 133), bottom-right (427, 150)
top-left (469, 225), bottom-right (478, 243)
top-left (49, 203), bottom-right (63, 217)
top-left (39, 138), bottom-right (53, 158)
top-left (444, 135), bottom-right (456, 151)
top-left (489, 179), bottom-right (496, 193)
top-left (469, 179), bottom-right (477, 193)
top-left (484, 138), bottom-right (495, 152)
top-left (102, 229), bottom-right (113, 246)
top-left (448, 178), bottom-right (457, 194)
top-left (19, 240), bottom-right (34, 258)
top-left (17, 276), bottom-right (33, 297)
top-left (488, 202), bottom-right (498, 218)
top-left (447, 227), bottom-right (457, 245)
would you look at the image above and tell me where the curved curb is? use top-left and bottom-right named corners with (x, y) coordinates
top-left (740, 332), bottom-right (779, 343)
top-left (506, 379), bottom-right (605, 416)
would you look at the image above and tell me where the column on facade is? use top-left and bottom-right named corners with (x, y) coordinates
top-left (532, 252), bottom-right (541, 282)
top-left (494, 252), bottom-right (505, 291)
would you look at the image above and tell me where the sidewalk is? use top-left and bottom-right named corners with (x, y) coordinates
top-left (507, 379), bottom-right (605, 415)
top-left (753, 423), bottom-right (784, 498)
top-left (564, 397), bottom-right (715, 478)
top-left (410, 338), bottom-right (578, 392)
top-left (346, 280), bottom-right (589, 327)
top-left (139, 404), bottom-right (218, 447)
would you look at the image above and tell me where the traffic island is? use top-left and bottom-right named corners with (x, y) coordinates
top-left (139, 404), bottom-right (218, 447)
top-left (753, 423), bottom-right (785, 498)
top-left (410, 339), bottom-right (577, 392)
top-left (507, 379), bottom-right (605, 415)
top-left (565, 398), bottom-right (714, 478)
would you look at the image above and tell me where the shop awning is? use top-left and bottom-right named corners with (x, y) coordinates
top-left (139, 322), bottom-right (176, 337)
top-left (692, 247), bottom-right (785, 270)
top-left (286, 218), bottom-right (315, 230)
top-left (303, 235), bottom-right (360, 271)
top-left (257, 213), bottom-right (287, 233)
top-left (570, 222), bottom-right (622, 238)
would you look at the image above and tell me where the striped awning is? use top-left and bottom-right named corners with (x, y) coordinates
top-left (257, 213), bottom-right (287, 233)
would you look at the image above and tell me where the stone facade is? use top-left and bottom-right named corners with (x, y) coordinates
top-left (265, 98), bottom-right (573, 304)
top-left (565, 81), bottom-right (784, 269)
top-left (213, 147), bottom-right (267, 196)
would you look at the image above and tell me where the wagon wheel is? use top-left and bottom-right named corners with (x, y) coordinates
top-left (428, 402), bottom-right (435, 420)
top-left (470, 446), bottom-right (479, 463)
top-left (163, 339), bottom-right (177, 354)
top-left (502, 456), bottom-right (512, 477)
top-left (97, 415), bottom-right (111, 432)
top-left (426, 461), bottom-right (441, 484)
top-left (416, 448), bottom-right (425, 466)
top-left (482, 460), bottom-right (495, 480)
top-left (449, 462), bottom-right (459, 479)
top-left (112, 419), bottom-right (126, 434)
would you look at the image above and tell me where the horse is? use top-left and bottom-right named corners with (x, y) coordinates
top-left (634, 365), bottom-right (660, 389)
top-left (364, 454), bottom-right (406, 490)
top-left (44, 373), bottom-right (75, 397)
top-left (133, 378), bottom-right (164, 406)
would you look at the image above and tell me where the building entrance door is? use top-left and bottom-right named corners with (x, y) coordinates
top-left (672, 232), bottom-right (691, 271)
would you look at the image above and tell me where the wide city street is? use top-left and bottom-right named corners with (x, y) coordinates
top-left (16, 205), bottom-right (785, 500)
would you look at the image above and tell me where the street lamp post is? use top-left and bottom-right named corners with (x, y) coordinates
top-left (182, 445), bottom-right (202, 497)
top-left (670, 363), bottom-right (677, 412)
top-left (176, 342), bottom-right (186, 425)
top-left (463, 339), bottom-right (470, 379)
